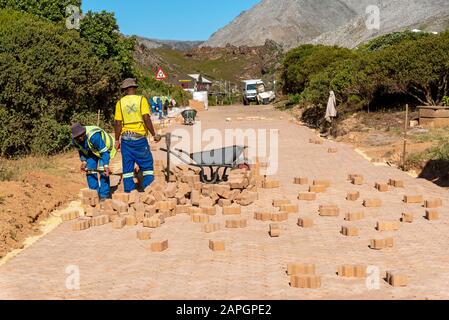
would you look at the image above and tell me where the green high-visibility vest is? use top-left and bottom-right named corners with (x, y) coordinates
top-left (77, 126), bottom-right (117, 160)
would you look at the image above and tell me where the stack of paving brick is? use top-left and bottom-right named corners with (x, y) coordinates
top-left (70, 164), bottom-right (262, 232)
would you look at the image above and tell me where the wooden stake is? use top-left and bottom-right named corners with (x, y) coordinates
top-left (401, 104), bottom-right (409, 170)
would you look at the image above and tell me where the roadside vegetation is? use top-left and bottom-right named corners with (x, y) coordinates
top-left (280, 31), bottom-right (449, 127)
top-left (0, 1), bottom-right (185, 158)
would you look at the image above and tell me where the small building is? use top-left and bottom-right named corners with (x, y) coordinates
top-left (179, 74), bottom-right (212, 93)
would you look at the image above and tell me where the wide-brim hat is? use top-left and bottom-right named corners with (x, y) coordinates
top-left (71, 123), bottom-right (86, 139)
top-left (121, 78), bottom-right (139, 90)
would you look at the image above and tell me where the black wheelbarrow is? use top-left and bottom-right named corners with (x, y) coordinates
top-left (160, 143), bottom-right (247, 184)
top-left (181, 109), bottom-right (197, 125)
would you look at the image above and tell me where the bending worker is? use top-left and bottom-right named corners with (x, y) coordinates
top-left (114, 78), bottom-right (161, 193)
top-left (71, 123), bottom-right (116, 200)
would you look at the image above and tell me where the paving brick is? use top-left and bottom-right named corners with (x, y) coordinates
top-left (155, 201), bottom-right (172, 212)
top-left (91, 215), bottom-right (109, 227)
top-left (125, 215), bottom-right (137, 226)
top-left (213, 184), bottom-right (232, 199)
top-left (351, 176), bottom-right (364, 185)
top-left (328, 148), bottom-right (338, 153)
top-left (298, 192), bottom-right (317, 201)
top-left (290, 275), bottom-right (321, 289)
top-left (150, 240), bottom-right (168, 252)
top-left (313, 180), bottom-right (331, 188)
top-left (401, 212), bottom-right (414, 223)
top-left (235, 190), bottom-right (258, 206)
top-left (263, 179), bottom-right (280, 189)
top-left (100, 199), bottom-right (114, 211)
top-left (136, 229), bottom-right (152, 240)
top-left (309, 138), bottom-right (323, 145)
top-left (164, 183), bottom-right (177, 198)
top-left (273, 199), bottom-right (291, 208)
top-left (190, 190), bottom-right (201, 207)
top-left (112, 192), bottom-right (129, 203)
top-left (217, 199), bottom-right (233, 207)
top-left (375, 182), bottom-right (389, 192)
top-left (287, 263), bottom-right (316, 275)
top-left (271, 211), bottom-right (289, 222)
top-left (293, 177), bottom-right (309, 185)
top-left (425, 210), bottom-right (440, 221)
top-left (369, 238), bottom-right (394, 250)
top-left (187, 207), bottom-right (203, 215)
top-left (403, 195), bottom-right (423, 204)
top-left (191, 214), bottom-right (210, 223)
top-left (297, 217), bottom-right (314, 228)
top-left (254, 211), bottom-right (273, 221)
top-left (199, 196), bottom-right (215, 208)
top-left (175, 205), bottom-right (190, 214)
top-left (376, 221), bottom-right (400, 231)
top-left (153, 191), bottom-right (166, 202)
top-left (145, 205), bottom-right (157, 215)
top-left (363, 199), bottom-right (382, 208)
top-left (337, 265), bottom-right (367, 278)
top-left (389, 179), bottom-right (404, 188)
top-left (225, 218), bottom-right (247, 229)
top-left (61, 210), bottom-right (79, 222)
top-left (143, 218), bottom-right (162, 228)
top-left (223, 206), bottom-right (241, 215)
top-left (85, 207), bottom-right (101, 218)
top-left (128, 190), bottom-right (140, 205)
top-left (81, 189), bottom-right (99, 206)
top-left (279, 204), bottom-right (299, 214)
top-left (386, 271), bottom-right (408, 287)
top-left (209, 240), bottom-right (225, 251)
top-left (269, 223), bottom-right (280, 237)
top-left (341, 226), bottom-right (359, 237)
top-left (345, 212), bottom-right (364, 221)
top-left (309, 185), bottom-right (327, 193)
top-left (112, 200), bottom-right (128, 213)
top-left (319, 205), bottom-right (339, 217)
top-left (346, 192), bottom-right (360, 201)
top-left (72, 218), bottom-right (91, 231)
top-left (201, 206), bottom-right (216, 215)
top-left (201, 223), bottom-right (221, 233)
top-left (424, 198), bottom-right (443, 208)
top-left (112, 217), bottom-right (126, 229)
top-left (142, 193), bottom-right (156, 205)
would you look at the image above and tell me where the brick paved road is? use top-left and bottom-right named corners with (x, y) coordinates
top-left (1, 105), bottom-right (449, 300)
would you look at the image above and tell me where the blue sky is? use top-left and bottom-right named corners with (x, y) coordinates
top-left (82, 0), bottom-right (260, 41)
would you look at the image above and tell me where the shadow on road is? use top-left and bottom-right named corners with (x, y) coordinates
top-left (418, 160), bottom-right (449, 188)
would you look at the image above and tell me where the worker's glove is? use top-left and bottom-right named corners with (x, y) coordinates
top-left (80, 161), bottom-right (87, 173)
top-left (104, 166), bottom-right (111, 177)
top-left (154, 134), bottom-right (162, 143)
top-left (115, 140), bottom-right (121, 151)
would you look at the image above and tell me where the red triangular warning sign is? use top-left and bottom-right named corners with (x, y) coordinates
top-left (155, 67), bottom-right (167, 80)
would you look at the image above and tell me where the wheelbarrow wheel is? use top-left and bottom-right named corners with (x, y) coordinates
top-left (199, 167), bottom-right (219, 184)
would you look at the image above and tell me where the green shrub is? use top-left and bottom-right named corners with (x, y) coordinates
top-left (0, 9), bottom-right (122, 156)
top-left (443, 96), bottom-right (449, 107)
top-left (0, 0), bottom-right (81, 22)
top-left (29, 116), bottom-right (72, 156)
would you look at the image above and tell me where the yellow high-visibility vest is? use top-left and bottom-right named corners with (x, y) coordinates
top-left (119, 96), bottom-right (144, 126)
top-left (77, 126), bottom-right (116, 160)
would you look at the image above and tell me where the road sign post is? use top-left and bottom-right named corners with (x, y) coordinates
top-left (156, 67), bottom-right (167, 81)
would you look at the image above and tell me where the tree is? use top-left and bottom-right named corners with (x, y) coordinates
top-left (0, 0), bottom-right (81, 22)
top-left (80, 11), bottom-right (136, 78)
top-left (0, 9), bottom-right (121, 157)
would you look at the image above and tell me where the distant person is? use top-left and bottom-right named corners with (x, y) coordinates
top-left (321, 91), bottom-right (338, 137)
top-left (171, 98), bottom-right (177, 109)
top-left (114, 78), bottom-right (162, 193)
top-left (163, 97), bottom-right (169, 117)
top-left (71, 123), bottom-right (116, 200)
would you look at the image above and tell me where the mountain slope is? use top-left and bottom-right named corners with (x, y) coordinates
top-left (203, 0), bottom-right (449, 49)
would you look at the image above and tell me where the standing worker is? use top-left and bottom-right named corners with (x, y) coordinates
top-left (71, 123), bottom-right (116, 200)
top-left (114, 78), bottom-right (162, 193)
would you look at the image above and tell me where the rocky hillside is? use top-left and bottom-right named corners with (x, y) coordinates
top-left (136, 36), bottom-right (203, 51)
top-left (203, 0), bottom-right (449, 49)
